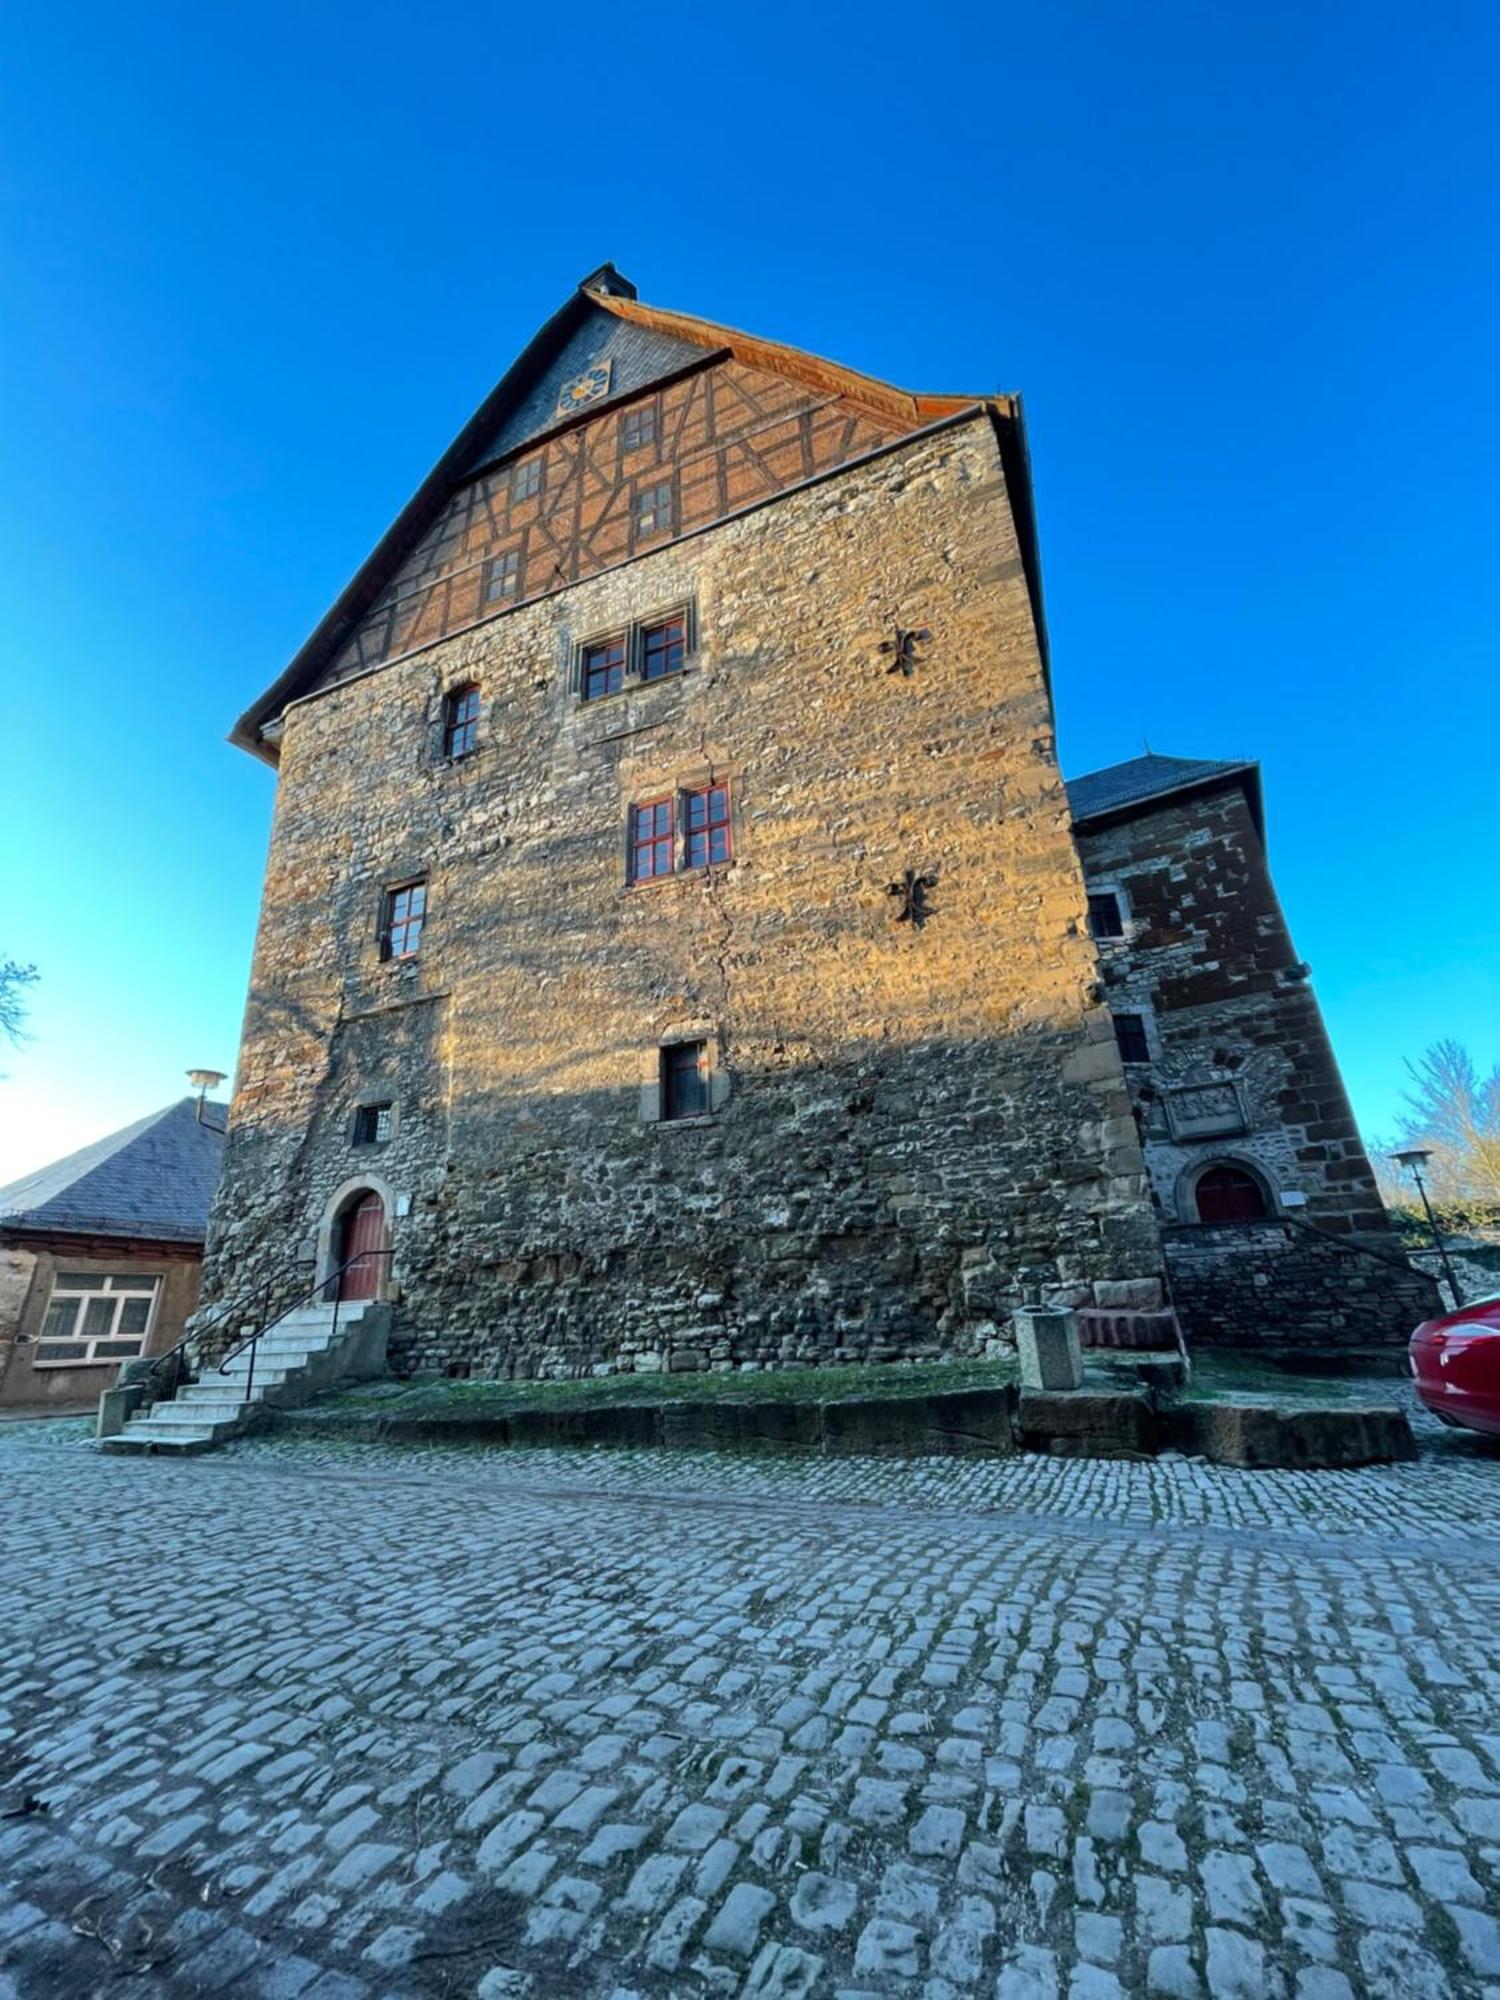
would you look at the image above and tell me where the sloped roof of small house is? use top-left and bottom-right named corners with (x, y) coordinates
top-left (1067, 753), bottom-right (1262, 833)
top-left (230, 263), bottom-right (1034, 760)
top-left (0, 1097), bottom-right (227, 1245)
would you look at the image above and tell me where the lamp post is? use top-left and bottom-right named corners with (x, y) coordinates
top-left (1391, 1148), bottom-right (1464, 1308)
top-left (187, 1068), bottom-right (228, 1124)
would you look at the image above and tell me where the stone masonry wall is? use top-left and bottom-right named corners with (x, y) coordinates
top-left (1074, 786), bottom-right (1390, 1235)
top-left (204, 415), bottom-right (1166, 1378)
top-left (1164, 1221), bottom-right (1441, 1350)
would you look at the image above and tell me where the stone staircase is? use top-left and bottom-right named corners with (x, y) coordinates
top-left (99, 1301), bottom-right (388, 1454)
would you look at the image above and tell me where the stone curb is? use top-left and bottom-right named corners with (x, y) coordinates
top-left (268, 1383), bottom-right (1418, 1469)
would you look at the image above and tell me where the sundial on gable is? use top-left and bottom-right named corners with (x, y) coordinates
top-left (555, 361), bottom-right (613, 418)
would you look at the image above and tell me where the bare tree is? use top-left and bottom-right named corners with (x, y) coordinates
top-left (1397, 1039), bottom-right (1500, 1209)
top-left (0, 956), bottom-right (36, 1051)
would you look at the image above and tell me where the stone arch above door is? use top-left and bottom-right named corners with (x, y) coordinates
top-left (315, 1174), bottom-right (398, 1300)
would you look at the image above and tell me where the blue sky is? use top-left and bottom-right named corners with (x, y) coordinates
top-left (1, 0), bottom-right (1496, 1184)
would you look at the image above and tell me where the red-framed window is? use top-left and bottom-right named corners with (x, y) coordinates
top-left (684, 783), bottom-right (732, 868)
top-left (582, 636), bottom-right (627, 702)
top-left (442, 684), bottom-right (480, 759)
top-left (629, 799), bottom-right (675, 883)
top-left (380, 879), bottom-right (427, 960)
top-left (662, 1040), bottom-right (709, 1121)
top-left (640, 615), bottom-right (687, 683)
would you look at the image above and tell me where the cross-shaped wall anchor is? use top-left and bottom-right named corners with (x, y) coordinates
top-left (879, 626), bottom-right (931, 677)
top-left (887, 868), bottom-right (938, 926)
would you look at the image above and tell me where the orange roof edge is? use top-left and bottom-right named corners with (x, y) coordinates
top-left (591, 288), bottom-right (1014, 426)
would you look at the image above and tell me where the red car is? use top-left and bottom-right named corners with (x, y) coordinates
top-left (1410, 1295), bottom-right (1500, 1438)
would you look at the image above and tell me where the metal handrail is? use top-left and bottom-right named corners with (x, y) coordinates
top-left (214, 1250), bottom-right (394, 1406)
top-left (147, 1248), bottom-right (393, 1408)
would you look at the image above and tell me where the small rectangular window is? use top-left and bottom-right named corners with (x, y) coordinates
top-left (640, 615), bottom-right (687, 683)
top-left (510, 458), bottom-right (542, 504)
top-left (683, 783), bottom-right (732, 868)
top-left (582, 636), bottom-right (626, 702)
top-left (1088, 892), bottom-right (1124, 939)
top-left (354, 1103), bottom-right (394, 1145)
top-left (1113, 1012), bottom-right (1150, 1065)
top-left (381, 880), bottom-right (427, 960)
top-left (443, 684), bottom-right (480, 759)
top-left (621, 402), bottom-right (657, 451)
top-left (483, 548), bottom-right (522, 605)
top-left (662, 1040), bottom-right (709, 1121)
top-left (634, 479), bottom-right (673, 542)
top-left (629, 799), bottom-right (675, 883)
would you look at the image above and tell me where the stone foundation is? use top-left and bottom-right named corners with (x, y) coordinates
top-left (1164, 1219), bottom-right (1440, 1350)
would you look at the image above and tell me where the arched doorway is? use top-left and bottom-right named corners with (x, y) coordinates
top-left (336, 1189), bottom-right (386, 1299)
top-left (1193, 1164), bottom-right (1270, 1224)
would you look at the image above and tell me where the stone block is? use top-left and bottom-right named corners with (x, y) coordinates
top-left (1015, 1390), bottom-right (1159, 1459)
top-left (821, 1389), bottom-right (1016, 1457)
top-left (1168, 1402), bottom-right (1416, 1469)
top-left (96, 1384), bottom-right (144, 1439)
top-left (661, 1400), bottom-right (823, 1452)
top-left (1013, 1308), bottom-right (1083, 1390)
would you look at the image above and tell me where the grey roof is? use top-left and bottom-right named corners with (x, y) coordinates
top-left (461, 305), bottom-right (706, 470)
top-left (1067, 753), bottom-right (1258, 826)
top-left (0, 1097), bottom-right (226, 1245)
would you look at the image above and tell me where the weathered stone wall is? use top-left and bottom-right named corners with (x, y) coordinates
top-left (1163, 1220), bottom-right (1440, 1350)
top-left (1074, 784), bottom-right (1390, 1235)
top-left (205, 414), bottom-right (1166, 1378)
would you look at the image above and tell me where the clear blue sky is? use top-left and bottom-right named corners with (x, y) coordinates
top-left (1, 0), bottom-right (1496, 1183)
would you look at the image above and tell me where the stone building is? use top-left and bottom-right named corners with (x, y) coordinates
top-left (202, 266), bottom-right (1431, 1374)
top-left (0, 1097), bottom-right (225, 1410)
top-left (1070, 753), bottom-right (1438, 1346)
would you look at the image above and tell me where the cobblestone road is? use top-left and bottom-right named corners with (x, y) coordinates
top-left (4, 1419), bottom-right (1500, 1999)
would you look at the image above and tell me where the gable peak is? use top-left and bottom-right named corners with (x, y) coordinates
top-left (577, 262), bottom-right (636, 301)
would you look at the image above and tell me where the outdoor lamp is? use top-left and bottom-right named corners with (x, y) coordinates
top-left (187, 1068), bottom-right (229, 1122)
top-left (1391, 1148), bottom-right (1464, 1307)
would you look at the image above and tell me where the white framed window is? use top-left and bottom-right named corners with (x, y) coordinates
top-left (33, 1272), bottom-right (159, 1367)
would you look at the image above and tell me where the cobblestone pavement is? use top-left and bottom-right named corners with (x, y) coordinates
top-left (4, 1417), bottom-right (1500, 1999)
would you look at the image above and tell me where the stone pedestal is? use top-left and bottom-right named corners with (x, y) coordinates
top-left (1013, 1308), bottom-right (1083, 1391)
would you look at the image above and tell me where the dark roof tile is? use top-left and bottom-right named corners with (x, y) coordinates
top-left (0, 1097), bottom-right (226, 1244)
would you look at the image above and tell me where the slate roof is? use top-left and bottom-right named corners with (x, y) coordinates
top-left (1067, 753), bottom-right (1260, 828)
top-left (0, 1097), bottom-right (227, 1245)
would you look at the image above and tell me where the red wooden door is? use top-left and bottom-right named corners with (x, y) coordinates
top-left (1194, 1167), bottom-right (1268, 1224)
top-left (339, 1192), bottom-right (385, 1299)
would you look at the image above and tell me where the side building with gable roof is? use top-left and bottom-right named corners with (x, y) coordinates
top-left (0, 1097), bottom-right (226, 1411)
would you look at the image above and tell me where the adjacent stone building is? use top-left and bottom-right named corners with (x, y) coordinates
top-left (201, 267), bottom-right (1432, 1373)
top-left (0, 1097), bottom-right (225, 1410)
top-left (1070, 754), bottom-right (1438, 1346)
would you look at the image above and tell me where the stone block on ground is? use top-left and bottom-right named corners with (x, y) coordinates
top-left (1013, 1309), bottom-right (1083, 1391)
top-left (1168, 1402), bottom-right (1416, 1469)
top-left (1015, 1389), bottom-right (1160, 1459)
top-left (661, 1400), bottom-right (823, 1453)
top-left (821, 1389), bottom-right (1016, 1456)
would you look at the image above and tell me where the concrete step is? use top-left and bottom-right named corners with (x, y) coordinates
top-left (165, 1396), bottom-right (255, 1421)
top-left (116, 1418), bottom-right (231, 1444)
top-left (105, 1430), bottom-right (217, 1454)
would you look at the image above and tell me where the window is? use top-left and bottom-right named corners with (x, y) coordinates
top-left (662, 1040), bottom-right (709, 1121)
top-left (1113, 1012), bottom-right (1151, 1065)
top-left (353, 1103), bottom-right (393, 1146)
top-left (34, 1272), bottom-right (158, 1366)
top-left (634, 479), bottom-right (673, 541)
top-left (626, 783), bottom-right (733, 883)
top-left (443, 684), bottom-right (480, 759)
top-left (684, 783), bottom-right (732, 868)
top-left (582, 636), bottom-right (627, 702)
top-left (630, 799), bottom-right (675, 883)
top-left (380, 879), bottom-right (427, 960)
top-left (483, 548), bottom-right (521, 606)
top-left (621, 402), bottom-right (658, 451)
top-left (510, 457), bottom-right (542, 504)
top-left (640, 615), bottom-right (687, 684)
top-left (1088, 891), bottom-right (1125, 939)
top-left (1194, 1164), bottom-right (1270, 1223)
